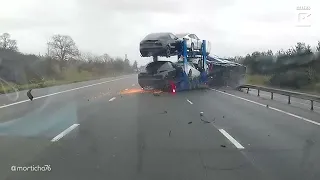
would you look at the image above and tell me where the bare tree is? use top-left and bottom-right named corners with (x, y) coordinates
top-left (47, 34), bottom-right (79, 61)
top-left (0, 33), bottom-right (18, 51)
top-left (132, 60), bottom-right (138, 69)
top-left (316, 41), bottom-right (320, 52)
top-left (102, 53), bottom-right (112, 62)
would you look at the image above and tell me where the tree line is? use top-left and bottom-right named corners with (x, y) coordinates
top-left (226, 41), bottom-right (320, 90)
top-left (0, 33), bottom-right (139, 86)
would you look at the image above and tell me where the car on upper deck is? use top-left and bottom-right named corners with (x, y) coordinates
top-left (175, 33), bottom-right (211, 54)
top-left (139, 32), bottom-right (182, 58)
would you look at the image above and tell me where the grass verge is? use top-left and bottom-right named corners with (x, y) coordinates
top-left (245, 74), bottom-right (320, 95)
top-left (0, 70), bottom-right (132, 94)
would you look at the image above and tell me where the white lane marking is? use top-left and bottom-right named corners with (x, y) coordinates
top-left (212, 89), bottom-right (320, 126)
top-left (109, 97), bottom-right (116, 102)
top-left (219, 129), bottom-right (245, 149)
top-left (187, 99), bottom-right (193, 105)
top-left (51, 124), bottom-right (80, 142)
top-left (0, 77), bottom-right (128, 109)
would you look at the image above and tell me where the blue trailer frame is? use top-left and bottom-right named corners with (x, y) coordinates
top-left (174, 39), bottom-right (208, 91)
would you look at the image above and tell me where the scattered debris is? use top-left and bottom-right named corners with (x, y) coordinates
top-left (27, 89), bottom-right (33, 101)
top-left (200, 112), bottom-right (204, 116)
top-left (267, 134), bottom-right (270, 137)
top-left (202, 120), bottom-right (211, 124)
top-left (162, 110), bottom-right (168, 114)
top-left (223, 90), bottom-right (226, 92)
top-left (220, 145), bottom-right (226, 148)
top-left (188, 121), bottom-right (193, 124)
top-left (169, 130), bottom-right (171, 137)
top-left (88, 99), bottom-right (90, 101)
top-left (222, 116), bottom-right (225, 118)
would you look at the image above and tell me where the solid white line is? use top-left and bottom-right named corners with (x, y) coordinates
top-left (219, 129), bottom-right (245, 149)
top-left (211, 88), bottom-right (320, 126)
top-left (51, 124), bottom-right (80, 142)
top-left (186, 99), bottom-right (193, 105)
top-left (0, 77), bottom-right (128, 109)
top-left (109, 97), bottom-right (116, 102)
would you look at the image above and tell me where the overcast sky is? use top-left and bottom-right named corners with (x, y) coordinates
top-left (0, 0), bottom-right (319, 65)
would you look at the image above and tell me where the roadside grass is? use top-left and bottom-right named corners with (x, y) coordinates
top-left (245, 74), bottom-right (271, 86)
top-left (0, 69), bottom-right (131, 94)
top-left (245, 74), bottom-right (320, 96)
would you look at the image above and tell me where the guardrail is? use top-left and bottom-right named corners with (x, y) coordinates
top-left (238, 84), bottom-right (320, 111)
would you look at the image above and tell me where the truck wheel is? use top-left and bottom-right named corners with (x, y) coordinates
top-left (188, 70), bottom-right (192, 78)
top-left (166, 46), bottom-right (171, 58)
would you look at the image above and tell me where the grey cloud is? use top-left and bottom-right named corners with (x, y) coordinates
top-left (0, 17), bottom-right (70, 32)
top-left (247, 11), bottom-right (295, 23)
top-left (77, 0), bottom-right (235, 14)
top-left (2, 0), bottom-right (318, 66)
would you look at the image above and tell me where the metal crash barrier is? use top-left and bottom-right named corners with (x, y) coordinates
top-left (238, 84), bottom-right (320, 111)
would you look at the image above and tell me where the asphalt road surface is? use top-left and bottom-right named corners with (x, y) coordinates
top-left (1, 74), bottom-right (320, 180)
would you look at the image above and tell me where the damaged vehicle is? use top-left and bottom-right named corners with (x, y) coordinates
top-left (138, 61), bottom-right (183, 90)
top-left (139, 33), bottom-right (182, 58)
top-left (138, 59), bottom-right (202, 90)
top-left (206, 56), bottom-right (246, 87)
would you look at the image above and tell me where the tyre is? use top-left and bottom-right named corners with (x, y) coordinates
top-left (194, 78), bottom-right (199, 89)
top-left (165, 46), bottom-right (171, 58)
top-left (188, 70), bottom-right (192, 78)
top-left (191, 43), bottom-right (194, 52)
top-left (140, 52), bottom-right (148, 57)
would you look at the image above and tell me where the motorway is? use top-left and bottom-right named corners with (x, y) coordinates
top-left (0, 74), bottom-right (320, 180)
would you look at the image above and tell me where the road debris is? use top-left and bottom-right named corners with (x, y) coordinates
top-left (161, 110), bottom-right (168, 114)
top-left (222, 115), bottom-right (225, 118)
top-left (188, 121), bottom-right (193, 124)
top-left (27, 89), bottom-right (33, 101)
top-left (200, 112), bottom-right (204, 116)
top-left (220, 145), bottom-right (226, 148)
top-left (153, 92), bottom-right (161, 96)
top-left (202, 120), bottom-right (211, 124)
top-left (169, 130), bottom-right (171, 137)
